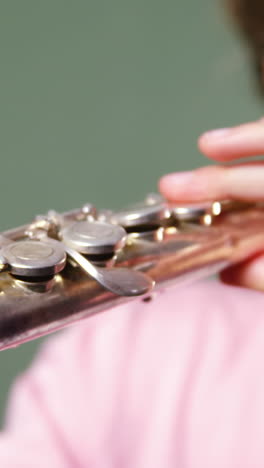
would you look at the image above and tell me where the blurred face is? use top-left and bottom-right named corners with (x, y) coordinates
top-left (228, 0), bottom-right (264, 92)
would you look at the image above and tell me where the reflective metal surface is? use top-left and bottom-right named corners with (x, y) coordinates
top-left (0, 195), bottom-right (263, 351)
top-left (61, 220), bottom-right (127, 255)
top-left (65, 245), bottom-right (154, 297)
top-left (110, 199), bottom-right (171, 228)
top-left (1, 239), bottom-right (66, 277)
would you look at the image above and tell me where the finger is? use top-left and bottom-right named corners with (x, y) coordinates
top-left (159, 164), bottom-right (264, 202)
top-left (198, 118), bottom-right (264, 162)
top-left (220, 254), bottom-right (264, 292)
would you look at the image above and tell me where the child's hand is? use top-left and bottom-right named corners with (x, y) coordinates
top-left (159, 119), bottom-right (264, 291)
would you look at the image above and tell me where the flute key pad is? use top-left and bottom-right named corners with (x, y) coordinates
top-left (61, 220), bottom-right (127, 255)
top-left (1, 239), bottom-right (66, 278)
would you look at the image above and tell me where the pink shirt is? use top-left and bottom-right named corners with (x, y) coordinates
top-left (0, 280), bottom-right (264, 467)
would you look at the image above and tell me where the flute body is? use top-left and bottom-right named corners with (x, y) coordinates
top-left (0, 195), bottom-right (263, 351)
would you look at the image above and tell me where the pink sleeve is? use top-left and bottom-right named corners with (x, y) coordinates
top-left (0, 280), bottom-right (264, 467)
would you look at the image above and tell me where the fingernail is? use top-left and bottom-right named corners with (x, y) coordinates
top-left (201, 128), bottom-right (232, 140)
top-left (161, 171), bottom-right (194, 186)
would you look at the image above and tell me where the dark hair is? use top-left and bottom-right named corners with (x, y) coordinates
top-left (227, 0), bottom-right (264, 91)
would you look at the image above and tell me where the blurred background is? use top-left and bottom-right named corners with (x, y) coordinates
top-left (0, 0), bottom-right (262, 424)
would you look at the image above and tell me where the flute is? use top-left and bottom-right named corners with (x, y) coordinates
top-left (0, 193), bottom-right (262, 351)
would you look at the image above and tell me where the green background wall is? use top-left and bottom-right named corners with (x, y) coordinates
top-left (0, 0), bottom-right (262, 424)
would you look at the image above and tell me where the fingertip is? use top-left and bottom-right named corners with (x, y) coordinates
top-left (158, 173), bottom-right (169, 190)
top-left (158, 175), bottom-right (170, 199)
top-left (158, 174), bottom-right (178, 201)
top-left (198, 120), bottom-right (264, 161)
top-left (198, 131), bottom-right (232, 162)
top-left (158, 171), bottom-right (195, 201)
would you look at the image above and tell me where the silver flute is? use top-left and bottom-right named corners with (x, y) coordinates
top-left (0, 193), bottom-right (263, 351)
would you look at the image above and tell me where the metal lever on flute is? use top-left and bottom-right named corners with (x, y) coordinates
top-left (64, 246), bottom-right (154, 297)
